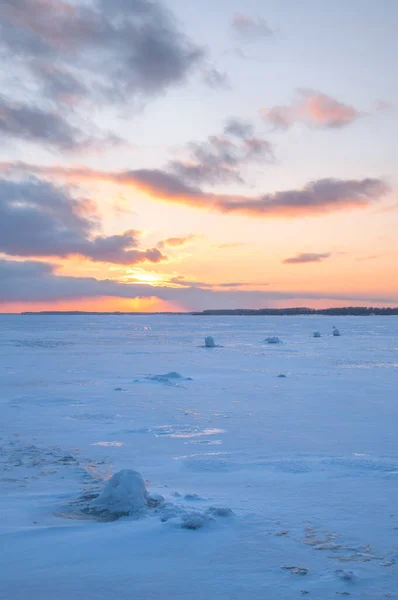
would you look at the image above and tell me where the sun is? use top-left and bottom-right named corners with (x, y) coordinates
top-left (123, 269), bottom-right (165, 285)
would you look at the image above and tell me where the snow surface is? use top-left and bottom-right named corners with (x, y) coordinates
top-left (0, 314), bottom-right (398, 599)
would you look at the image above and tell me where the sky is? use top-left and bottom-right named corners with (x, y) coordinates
top-left (1, 0), bottom-right (397, 312)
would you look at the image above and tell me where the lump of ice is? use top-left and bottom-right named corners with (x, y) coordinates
top-left (313, 331), bottom-right (321, 338)
top-left (91, 469), bottom-right (149, 516)
top-left (147, 372), bottom-right (193, 384)
top-left (148, 493), bottom-right (165, 507)
top-left (335, 569), bottom-right (356, 581)
top-left (205, 336), bottom-right (216, 348)
top-left (206, 506), bottom-right (234, 517)
top-left (181, 514), bottom-right (206, 530)
top-left (265, 337), bottom-right (281, 344)
top-left (281, 566), bottom-right (309, 575)
top-left (333, 327), bottom-right (341, 337)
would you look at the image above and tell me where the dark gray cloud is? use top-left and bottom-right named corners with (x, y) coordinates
top-left (0, 176), bottom-right (166, 265)
top-left (283, 253), bottom-right (331, 264)
top-left (2, 258), bottom-right (397, 308)
top-left (169, 119), bottom-right (273, 185)
top-left (0, 0), bottom-right (203, 106)
top-left (224, 119), bottom-right (254, 139)
top-left (0, 163), bottom-right (390, 218)
top-left (0, 96), bottom-right (85, 151)
top-left (232, 14), bottom-right (274, 41)
top-left (0, 0), bottom-right (205, 151)
top-left (202, 68), bottom-right (229, 89)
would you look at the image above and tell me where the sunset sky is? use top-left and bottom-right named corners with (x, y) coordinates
top-left (1, 0), bottom-right (397, 312)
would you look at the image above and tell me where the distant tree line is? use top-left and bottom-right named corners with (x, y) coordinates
top-left (192, 307), bottom-right (398, 316)
top-left (20, 307), bottom-right (398, 316)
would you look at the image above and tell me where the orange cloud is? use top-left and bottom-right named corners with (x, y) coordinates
top-left (0, 162), bottom-right (389, 219)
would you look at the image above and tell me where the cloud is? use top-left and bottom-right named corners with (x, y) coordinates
top-left (262, 89), bottom-right (361, 129)
top-left (3, 163), bottom-right (389, 219)
top-left (356, 254), bottom-right (380, 262)
top-left (375, 100), bottom-right (393, 112)
top-left (0, 97), bottom-right (83, 150)
top-left (0, 0), bottom-right (205, 152)
top-left (202, 68), bottom-right (229, 89)
top-left (232, 14), bottom-right (274, 41)
top-left (283, 252), bottom-right (331, 264)
top-left (1, 258), bottom-right (397, 308)
top-left (0, 176), bottom-right (166, 265)
top-left (168, 119), bottom-right (273, 185)
top-left (215, 242), bottom-right (247, 249)
top-left (157, 235), bottom-right (198, 249)
top-left (0, 0), bottom-right (203, 106)
top-left (168, 276), bottom-right (269, 289)
top-left (0, 95), bottom-right (113, 151)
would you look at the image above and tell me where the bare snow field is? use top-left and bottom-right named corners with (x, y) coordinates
top-left (0, 315), bottom-right (397, 599)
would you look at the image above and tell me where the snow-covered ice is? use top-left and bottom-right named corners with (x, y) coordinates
top-left (205, 335), bottom-right (216, 347)
top-left (90, 469), bottom-right (149, 516)
top-left (1, 314), bottom-right (398, 599)
top-left (265, 336), bottom-right (281, 344)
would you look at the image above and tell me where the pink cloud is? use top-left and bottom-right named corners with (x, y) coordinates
top-left (262, 89), bottom-right (361, 129)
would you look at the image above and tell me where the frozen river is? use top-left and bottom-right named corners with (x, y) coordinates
top-left (0, 315), bottom-right (397, 599)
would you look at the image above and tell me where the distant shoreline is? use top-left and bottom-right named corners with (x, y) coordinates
top-left (13, 307), bottom-right (398, 316)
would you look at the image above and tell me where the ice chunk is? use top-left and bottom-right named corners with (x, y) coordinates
top-left (313, 331), bottom-right (321, 338)
top-left (148, 493), bottom-right (165, 507)
top-left (333, 327), bottom-right (341, 337)
top-left (281, 566), bottom-right (308, 575)
top-left (181, 514), bottom-right (205, 529)
top-left (205, 336), bottom-right (216, 348)
top-left (265, 337), bottom-right (281, 344)
top-left (335, 569), bottom-right (356, 580)
top-left (91, 469), bottom-right (149, 515)
top-left (147, 372), bottom-right (192, 384)
top-left (206, 506), bottom-right (234, 517)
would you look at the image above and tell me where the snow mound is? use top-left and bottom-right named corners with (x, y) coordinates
top-left (91, 469), bottom-right (149, 516)
top-left (333, 327), bottom-right (341, 337)
top-left (313, 331), bottom-right (321, 338)
top-left (205, 336), bottom-right (216, 348)
top-left (265, 337), bottom-right (281, 344)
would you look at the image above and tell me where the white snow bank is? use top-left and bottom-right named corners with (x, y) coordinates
top-left (205, 336), bottom-right (215, 348)
top-left (265, 337), bottom-right (281, 344)
top-left (91, 469), bottom-right (149, 515)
